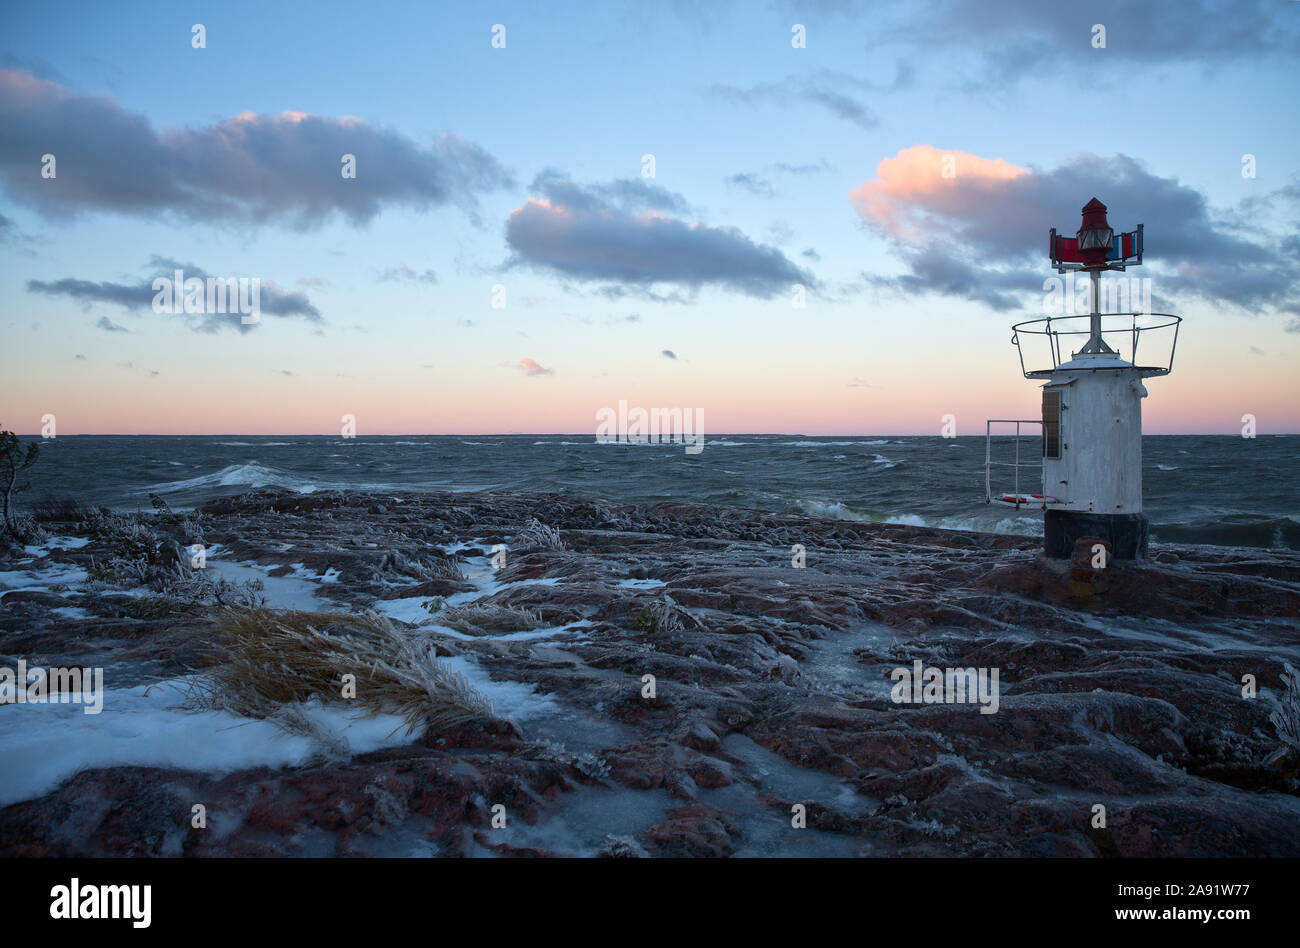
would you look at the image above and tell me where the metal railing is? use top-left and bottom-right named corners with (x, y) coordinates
top-left (1010, 312), bottom-right (1181, 379)
top-left (984, 419), bottom-right (1048, 509)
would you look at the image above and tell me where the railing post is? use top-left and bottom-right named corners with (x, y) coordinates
top-left (1014, 422), bottom-right (1021, 509)
top-left (1040, 433), bottom-right (1046, 507)
top-left (984, 420), bottom-right (991, 503)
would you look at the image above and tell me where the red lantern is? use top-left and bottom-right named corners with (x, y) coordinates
top-left (1076, 197), bottom-right (1113, 268)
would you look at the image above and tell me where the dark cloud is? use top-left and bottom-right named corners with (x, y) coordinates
top-left (95, 315), bottom-right (128, 332)
top-left (29, 277), bottom-right (151, 310)
top-left (27, 256), bottom-right (323, 333)
top-left (800, 87), bottom-right (876, 129)
top-left (763, 2), bottom-right (1297, 88)
top-left (802, 247), bottom-right (821, 261)
top-left (724, 160), bottom-right (834, 199)
top-left (709, 73), bottom-right (878, 130)
top-left (506, 173), bottom-right (814, 299)
top-left (0, 69), bottom-right (512, 228)
top-left (904, 0), bottom-right (1300, 74)
top-left (528, 170), bottom-right (691, 215)
top-left (661, 349), bottom-right (677, 359)
top-left (0, 209), bottom-right (36, 250)
top-left (870, 244), bottom-right (1026, 312)
top-left (0, 54), bottom-right (64, 83)
top-left (377, 264), bottom-right (438, 284)
top-left (772, 160), bottom-right (833, 176)
top-left (725, 172), bottom-right (774, 198)
top-left (594, 285), bottom-right (695, 304)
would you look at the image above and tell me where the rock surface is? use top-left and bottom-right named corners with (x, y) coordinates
top-left (2, 488), bottom-right (1298, 857)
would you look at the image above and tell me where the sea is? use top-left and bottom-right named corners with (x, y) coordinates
top-left (20, 434), bottom-right (1300, 550)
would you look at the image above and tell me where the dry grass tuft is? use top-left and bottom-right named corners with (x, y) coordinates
top-left (436, 602), bottom-right (543, 636)
top-left (184, 606), bottom-right (495, 737)
top-left (425, 555), bottom-right (467, 582)
top-left (634, 593), bottom-right (698, 636)
top-left (513, 518), bottom-right (565, 552)
top-left (1272, 663), bottom-right (1300, 754)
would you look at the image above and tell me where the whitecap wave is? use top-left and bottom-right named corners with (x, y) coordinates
top-left (143, 463), bottom-right (320, 495)
top-left (885, 513), bottom-right (1043, 536)
top-left (779, 440), bottom-right (893, 447)
top-left (794, 499), bottom-right (875, 521)
top-left (793, 499), bottom-right (1041, 536)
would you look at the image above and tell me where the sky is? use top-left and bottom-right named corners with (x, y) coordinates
top-left (2, 0), bottom-right (1298, 435)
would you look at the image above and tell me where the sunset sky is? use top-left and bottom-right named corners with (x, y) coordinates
top-left (2, 0), bottom-right (1298, 435)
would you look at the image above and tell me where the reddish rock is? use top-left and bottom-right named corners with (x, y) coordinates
top-left (687, 755), bottom-right (734, 789)
top-left (642, 805), bottom-right (740, 857)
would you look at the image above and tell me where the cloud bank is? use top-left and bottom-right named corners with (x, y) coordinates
top-left (28, 256), bottom-right (323, 333)
top-left (851, 145), bottom-right (1300, 317)
top-left (0, 69), bottom-right (512, 228)
top-left (506, 172), bottom-right (814, 299)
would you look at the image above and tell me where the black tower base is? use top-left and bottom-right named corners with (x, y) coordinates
top-left (1044, 510), bottom-right (1148, 560)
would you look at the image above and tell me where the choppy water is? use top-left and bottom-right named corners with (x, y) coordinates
top-left (20, 434), bottom-right (1300, 550)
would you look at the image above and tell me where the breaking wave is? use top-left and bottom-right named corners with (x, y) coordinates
top-left (792, 500), bottom-right (1042, 536)
top-left (144, 464), bottom-right (325, 495)
top-left (1151, 515), bottom-right (1300, 550)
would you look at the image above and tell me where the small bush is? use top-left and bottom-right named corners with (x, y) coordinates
top-left (635, 594), bottom-right (694, 636)
top-left (32, 497), bottom-right (94, 524)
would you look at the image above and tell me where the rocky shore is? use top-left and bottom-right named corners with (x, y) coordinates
top-left (2, 488), bottom-right (1298, 857)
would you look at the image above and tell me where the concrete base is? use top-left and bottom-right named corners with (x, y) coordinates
top-left (1044, 510), bottom-right (1148, 560)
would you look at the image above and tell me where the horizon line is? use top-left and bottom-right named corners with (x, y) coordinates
top-left (9, 431), bottom-right (1296, 438)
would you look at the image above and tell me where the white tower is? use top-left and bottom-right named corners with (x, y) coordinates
top-left (989, 199), bottom-right (1181, 559)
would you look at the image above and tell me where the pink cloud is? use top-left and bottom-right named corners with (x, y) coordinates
top-left (515, 357), bottom-right (553, 377)
top-left (849, 144), bottom-right (1028, 243)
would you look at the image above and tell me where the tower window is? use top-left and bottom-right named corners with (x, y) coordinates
top-left (1042, 390), bottom-right (1061, 459)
